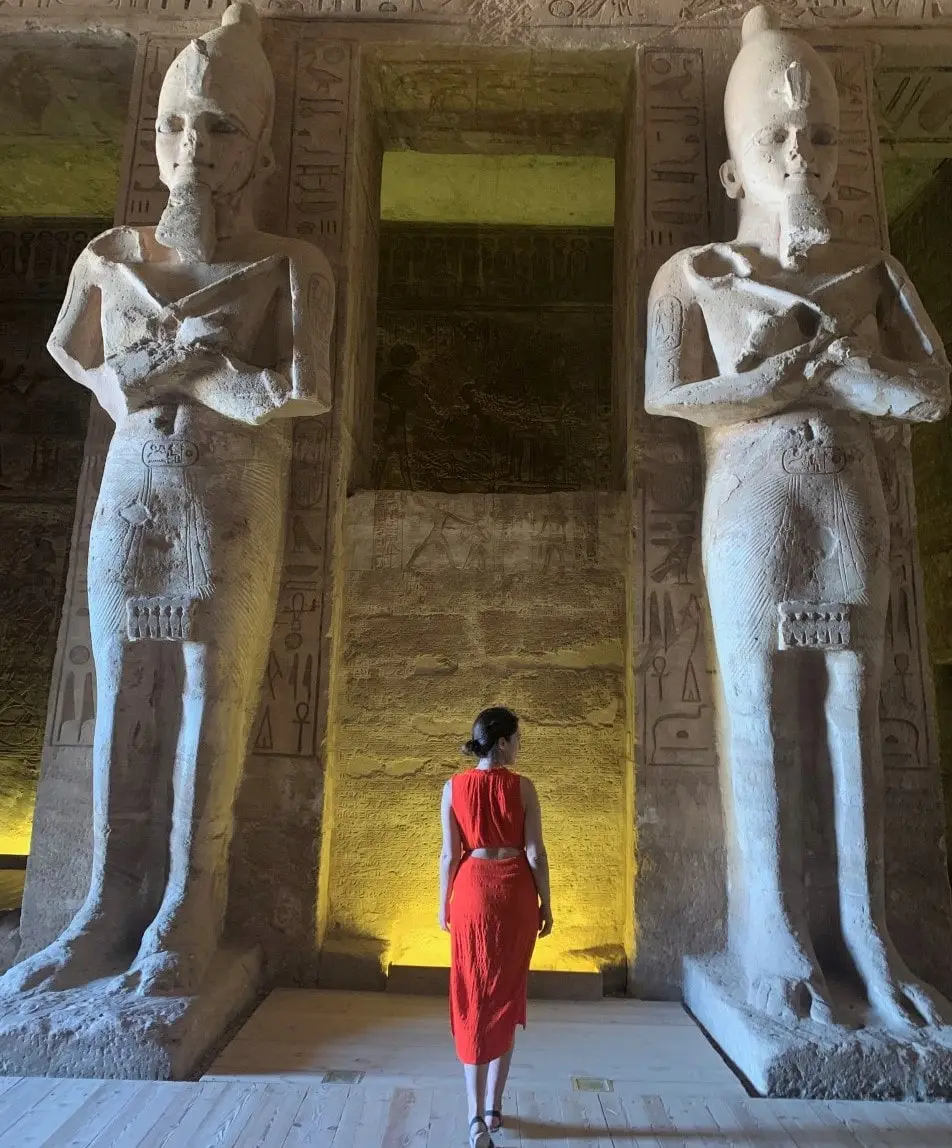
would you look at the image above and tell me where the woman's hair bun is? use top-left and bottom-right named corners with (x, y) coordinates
top-left (462, 707), bottom-right (519, 760)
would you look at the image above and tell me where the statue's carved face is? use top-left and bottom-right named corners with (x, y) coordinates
top-left (734, 106), bottom-right (838, 207)
top-left (155, 97), bottom-right (259, 196)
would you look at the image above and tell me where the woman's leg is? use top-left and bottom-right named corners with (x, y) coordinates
top-left (485, 1041), bottom-right (514, 1127)
top-left (464, 1061), bottom-right (489, 1124)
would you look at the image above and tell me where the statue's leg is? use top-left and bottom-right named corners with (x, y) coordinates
top-left (826, 649), bottom-right (952, 1028)
top-left (0, 634), bottom-right (165, 993)
top-left (716, 637), bottom-right (831, 1023)
top-left (125, 637), bottom-right (258, 995)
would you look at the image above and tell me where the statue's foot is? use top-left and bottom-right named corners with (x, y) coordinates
top-left (122, 949), bottom-right (195, 997)
top-left (0, 923), bottom-right (120, 994)
top-left (847, 921), bottom-right (952, 1029)
top-left (124, 927), bottom-right (212, 997)
top-left (748, 973), bottom-right (834, 1026)
top-left (864, 965), bottom-right (952, 1030)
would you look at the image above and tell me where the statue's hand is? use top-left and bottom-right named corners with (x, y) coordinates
top-left (793, 330), bottom-right (838, 386)
top-left (104, 338), bottom-right (222, 417)
top-left (175, 315), bottom-right (232, 354)
top-left (822, 335), bottom-right (875, 367)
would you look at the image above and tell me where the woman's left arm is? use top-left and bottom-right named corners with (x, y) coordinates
top-left (438, 780), bottom-right (462, 933)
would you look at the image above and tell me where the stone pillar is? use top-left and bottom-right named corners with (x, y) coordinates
top-left (637, 24), bottom-right (952, 1097)
top-left (627, 32), bottom-right (725, 998)
top-left (15, 23), bottom-right (380, 995)
top-left (630, 23), bottom-right (952, 1005)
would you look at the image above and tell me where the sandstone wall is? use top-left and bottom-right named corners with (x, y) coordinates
top-left (895, 162), bottom-right (952, 861)
top-left (0, 222), bottom-right (102, 858)
top-left (3, 8), bottom-right (952, 996)
top-left (323, 491), bottom-right (629, 984)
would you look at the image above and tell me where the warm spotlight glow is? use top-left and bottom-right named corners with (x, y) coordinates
top-left (322, 496), bottom-right (630, 985)
top-left (0, 791), bottom-right (34, 857)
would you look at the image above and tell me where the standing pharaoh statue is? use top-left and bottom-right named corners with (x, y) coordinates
top-left (646, 7), bottom-right (951, 1029)
top-left (1, 3), bottom-right (334, 996)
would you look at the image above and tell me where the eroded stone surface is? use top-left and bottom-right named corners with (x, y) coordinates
top-left (326, 491), bottom-right (629, 979)
top-left (686, 956), bottom-right (952, 1100)
top-left (0, 947), bottom-right (258, 1080)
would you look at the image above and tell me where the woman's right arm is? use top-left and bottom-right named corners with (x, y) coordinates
top-left (438, 780), bottom-right (462, 933)
top-left (522, 777), bottom-right (553, 938)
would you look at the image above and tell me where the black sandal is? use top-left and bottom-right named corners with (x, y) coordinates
top-left (469, 1116), bottom-right (494, 1148)
top-left (486, 1109), bottom-right (503, 1133)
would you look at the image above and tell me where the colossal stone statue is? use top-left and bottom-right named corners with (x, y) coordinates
top-left (646, 7), bottom-right (951, 1031)
top-left (0, 2), bottom-right (334, 997)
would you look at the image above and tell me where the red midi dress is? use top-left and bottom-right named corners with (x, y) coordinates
top-left (449, 767), bottom-right (539, 1065)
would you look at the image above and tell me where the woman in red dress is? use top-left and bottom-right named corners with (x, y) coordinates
top-left (439, 707), bottom-right (553, 1148)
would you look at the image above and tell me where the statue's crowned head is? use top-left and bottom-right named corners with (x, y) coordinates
top-left (155, 1), bottom-right (275, 199)
top-left (720, 6), bottom-right (840, 210)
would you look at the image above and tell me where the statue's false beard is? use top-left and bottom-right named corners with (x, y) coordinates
top-left (155, 180), bottom-right (217, 262)
top-left (778, 191), bottom-right (832, 268)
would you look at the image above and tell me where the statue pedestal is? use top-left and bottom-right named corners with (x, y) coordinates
top-left (684, 955), bottom-right (952, 1100)
top-left (0, 946), bottom-right (260, 1080)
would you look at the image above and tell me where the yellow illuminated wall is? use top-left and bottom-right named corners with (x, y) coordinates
top-left (321, 492), bottom-right (629, 981)
top-left (380, 153), bottom-right (615, 228)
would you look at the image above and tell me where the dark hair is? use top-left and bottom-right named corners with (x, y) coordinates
top-left (462, 706), bottom-right (519, 761)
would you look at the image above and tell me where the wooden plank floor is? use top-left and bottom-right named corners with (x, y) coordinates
top-left (1, 992), bottom-right (951, 1146)
top-left (0, 1079), bottom-right (951, 1147)
top-left (206, 990), bottom-right (746, 1097)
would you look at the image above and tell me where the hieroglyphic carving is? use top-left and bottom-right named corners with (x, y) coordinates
top-left (348, 491), bottom-right (620, 574)
top-left (824, 47), bottom-right (934, 772)
top-left (642, 48), bottom-right (710, 255)
top-left (0, 237), bottom-right (97, 774)
top-left (0, 221), bottom-right (106, 299)
top-left (123, 39), bottom-right (180, 226)
top-left (636, 46), bottom-right (716, 775)
top-left (251, 417), bottom-right (330, 758)
top-left (877, 431), bottom-right (934, 769)
top-left (818, 45), bottom-right (884, 247)
top-left (2, 0), bottom-right (951, 25)
top-left (877, 66), bottom-right (952, 147)
top-left (374, 303), bottom-right (612, 493)
top-left (377, 226), bottom-right (613, 306)
top-left (249, 37), bottom-right (350, 756)
top-left (0, 227), bottom-right (104, 762)
top-left (48, 412), bottom-right (111, 748)
top-left (287, 40), bottom-right (352, 257)
top-left (676, 0), bottom-right (934, 22)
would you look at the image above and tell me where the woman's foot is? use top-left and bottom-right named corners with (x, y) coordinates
top-left (469, 1116), bottom-right (493, 1148)
top-left (486, 1110), bottom-right (503, 1134)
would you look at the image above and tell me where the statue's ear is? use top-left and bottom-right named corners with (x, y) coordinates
top-left (720, 159), bottom-right (744, 200)
top-left (257, 143), bottom-right (276, 181)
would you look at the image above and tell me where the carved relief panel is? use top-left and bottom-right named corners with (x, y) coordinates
top-left (634, 45), bottom-right (716, 783)
top-left (373, 225), bottom-right (613, 493)
top-left (0, 224), bottom-right (102, 790)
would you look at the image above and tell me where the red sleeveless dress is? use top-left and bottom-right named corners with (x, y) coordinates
top-left (449, 767), bottom-right (539, 1064)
